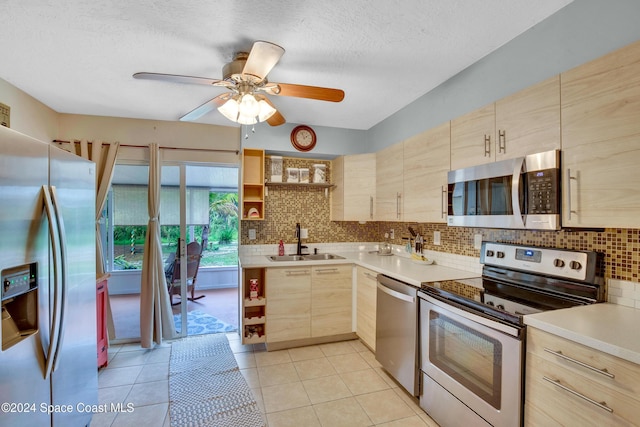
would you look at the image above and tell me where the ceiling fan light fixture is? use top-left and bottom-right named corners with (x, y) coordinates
top-left (257, 99), bottom-right (276, 122)
top-left (238, 93), bottom-right (261, 118)
top-left (217, 97), bottom-right (239, 122)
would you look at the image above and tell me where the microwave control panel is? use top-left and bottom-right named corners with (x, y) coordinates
top-left (526, 168), bottom-right (559, 214)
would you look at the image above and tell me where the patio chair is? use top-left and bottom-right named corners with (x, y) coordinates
top-left (165, 241), bottom-right (205, 305)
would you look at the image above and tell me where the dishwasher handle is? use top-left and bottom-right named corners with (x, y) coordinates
top-left (377, 282), bottom-right (415, 303)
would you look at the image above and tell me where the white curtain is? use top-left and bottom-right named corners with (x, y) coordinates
top-left (140, 143), bottom-right (176, 348)
top-left (61, 139), bottom-right (120, 339)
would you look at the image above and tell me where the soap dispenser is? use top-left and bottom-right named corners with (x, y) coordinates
top-left (278, 240), bottom-right (285, 256)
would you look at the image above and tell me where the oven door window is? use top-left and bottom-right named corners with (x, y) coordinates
top-left (429, 311), bottom-right (502, 409)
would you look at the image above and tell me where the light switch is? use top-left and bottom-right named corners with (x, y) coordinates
top-left (433, 231), bottom-right (441, 246)
top-left (248, 229), bottom-right (256, 240)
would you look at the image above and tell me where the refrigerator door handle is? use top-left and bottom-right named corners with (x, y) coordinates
top-left (41, 185), bottom-right (62, 379)
top-left (49, 186), bottom-right (68, 372)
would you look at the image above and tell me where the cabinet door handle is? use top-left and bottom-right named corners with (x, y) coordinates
top-left (441, 185), bottom-right (447, 218)
top-left (285, 270), bottom-right (310, 276)
top-left (498, 129), bottom-right (506, 153)
top-left (315, 268), bottom-right (339, 274)
top-left (566, 168), bottom-right (578, 221)
top-left (396, 192), bottom-right (402, 219)
top-left (543, 348), bottom-right (615, 378)
top-left (543, 376), bottom-right (613, 413)
top-left (370, 195), bottom-right (374, 219)
top-left (484, 134), bottom-right (491, 157)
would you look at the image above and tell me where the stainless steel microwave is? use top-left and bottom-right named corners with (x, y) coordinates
top-left (447, 150), bottom-right (560, 230)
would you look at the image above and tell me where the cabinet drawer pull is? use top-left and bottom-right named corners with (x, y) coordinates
top-left (543, 348), bottom-right (615, 378)
top-left (315, 268), bottom-right (339, 274)
top-left (364, 272), bottom-right (377, 280)
top-left (543, 376), bottom-right (613, 413)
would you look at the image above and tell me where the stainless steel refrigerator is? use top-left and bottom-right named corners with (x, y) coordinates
top-left (0, 125), bottom-right (98, 426)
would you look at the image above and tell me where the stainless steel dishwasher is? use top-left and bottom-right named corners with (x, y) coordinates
top-left (375, 274), bottom-right (418, 396)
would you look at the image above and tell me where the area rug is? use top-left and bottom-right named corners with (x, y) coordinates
top-left (169, 333), bottom-right (265, 427)
top-left (173, 310), bottom-right (237, 335)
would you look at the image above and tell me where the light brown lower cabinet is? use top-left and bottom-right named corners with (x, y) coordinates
top-left (265, 267), bottom-right (311, 342)
top-left (265, 264), bottom-right (352, 344)
top-left (524, 327), bottom-right (640, 426)
top-left (356, 266), bottom-right (377, 351)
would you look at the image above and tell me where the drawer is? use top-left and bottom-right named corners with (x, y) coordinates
top-left (527, 327), bottom-right (640, 398)
top-left (525, 351), bottom-right (640, 426)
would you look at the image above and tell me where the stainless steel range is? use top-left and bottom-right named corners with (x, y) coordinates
top-left (417, 241), bottom-right (604, 427)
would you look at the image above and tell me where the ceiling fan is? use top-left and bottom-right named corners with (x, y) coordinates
top-left (133, 41), bottom-right (345, 126)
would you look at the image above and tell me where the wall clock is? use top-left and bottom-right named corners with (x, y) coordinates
top-left (290, 125), bottom-right (317, 152)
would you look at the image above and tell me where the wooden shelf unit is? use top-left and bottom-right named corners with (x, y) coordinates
top-left (240, 268), bottom-right (266, 344)
top-left (241, 148), bottom-right (265, 220)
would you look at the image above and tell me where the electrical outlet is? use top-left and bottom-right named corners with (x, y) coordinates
top-left (390, 229), bottom-right (395, 239)
top-left (474, 233), bottom-right (483, 249)
top-left (301, 228), bottom-right (308, 239)
top-left (248, 229), bottom-right (256, 240)
top-left (433, 231), bottom-right (441, 245)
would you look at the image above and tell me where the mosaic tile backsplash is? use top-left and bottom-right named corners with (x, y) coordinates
top-left (241, 156), bottom-right (639, 285)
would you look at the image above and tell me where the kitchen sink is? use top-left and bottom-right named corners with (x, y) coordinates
top-left (268, 255), bottom-right (306, 261)
top-left (267, 253), bottom-right (345, 262)
top-left (303, 253), bottom-right (345, 260)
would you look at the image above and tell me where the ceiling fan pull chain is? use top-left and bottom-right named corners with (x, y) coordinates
top-left (244, 125), bottom-right (249, 140)
top-left (252, 124), bottom-right (256, 134)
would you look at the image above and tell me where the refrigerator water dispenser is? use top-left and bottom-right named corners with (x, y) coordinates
top-left (1, 263), bottom-right (38, 350)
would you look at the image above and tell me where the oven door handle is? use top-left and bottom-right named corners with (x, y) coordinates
top-left (377, 283), bottom-right (415, 303)
top-left (419, 292), bottom-right (522, 338)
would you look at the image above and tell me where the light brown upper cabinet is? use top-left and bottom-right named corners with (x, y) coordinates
top-left (495, 75), bottom-right (561, 160)
top-left (331, 153), bottom-right (376, 222)
top-left (561, 39), bottom-right (640, 228)
top-left (450, 103), bottom-right (495, 170)
top-left (403, 121), bottom-right (450, 223)
top-left (450, 76), bottom-right (561, 170)
top-left (375, 142), bottom-right (404, 221)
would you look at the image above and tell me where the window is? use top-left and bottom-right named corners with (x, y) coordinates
top-left (103, 164), bottom-right (239, 272)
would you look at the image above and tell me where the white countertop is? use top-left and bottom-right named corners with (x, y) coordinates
top-left (524, 303), bottom-right (640, 365)
top-left (239, 250), bottom-right (480, 287)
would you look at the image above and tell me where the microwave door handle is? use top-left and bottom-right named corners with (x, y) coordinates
top-left (512, 159), bottom-right (525, 228)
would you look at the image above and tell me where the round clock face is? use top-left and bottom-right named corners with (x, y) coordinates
top-left (291, 125), bottom-right (316, 152)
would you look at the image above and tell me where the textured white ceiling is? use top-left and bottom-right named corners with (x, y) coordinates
top-left (0, 0), bottom-right (572, 130)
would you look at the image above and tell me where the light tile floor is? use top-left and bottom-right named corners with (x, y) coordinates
top-left (90, 333), bottom-right (440, 427)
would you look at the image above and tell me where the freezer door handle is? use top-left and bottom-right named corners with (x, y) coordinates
top-left (49, 186), bottom-right (68, 373)
top-left (42, 185), bottom-right (62, 379)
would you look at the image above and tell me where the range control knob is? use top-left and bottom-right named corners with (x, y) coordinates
top-left (497, 304), bottom-right (505, 310)
top-left (486, 250), bottom-right (495, 257)
top-left (553, 259), bottom-right (565, 268)
top-left (569, 261), bottom-right (582, 270)
top-left (496, 251), bottom-right (505, 259)
top-left (486, 300), bottom-right (495, 306)
top-left (3, 279), bottom-right (10, 292)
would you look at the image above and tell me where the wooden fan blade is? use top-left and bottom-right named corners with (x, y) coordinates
top-left (255, 95), bottom-right (286, 126)
top-left (242, 41), bottom-right (285, 82)
top-left (133, 72), bottom-right (232, 88)
top-left (269, 83), bottom-right (345, 102)
top-left (179, 93), bottom-right (234, 122)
